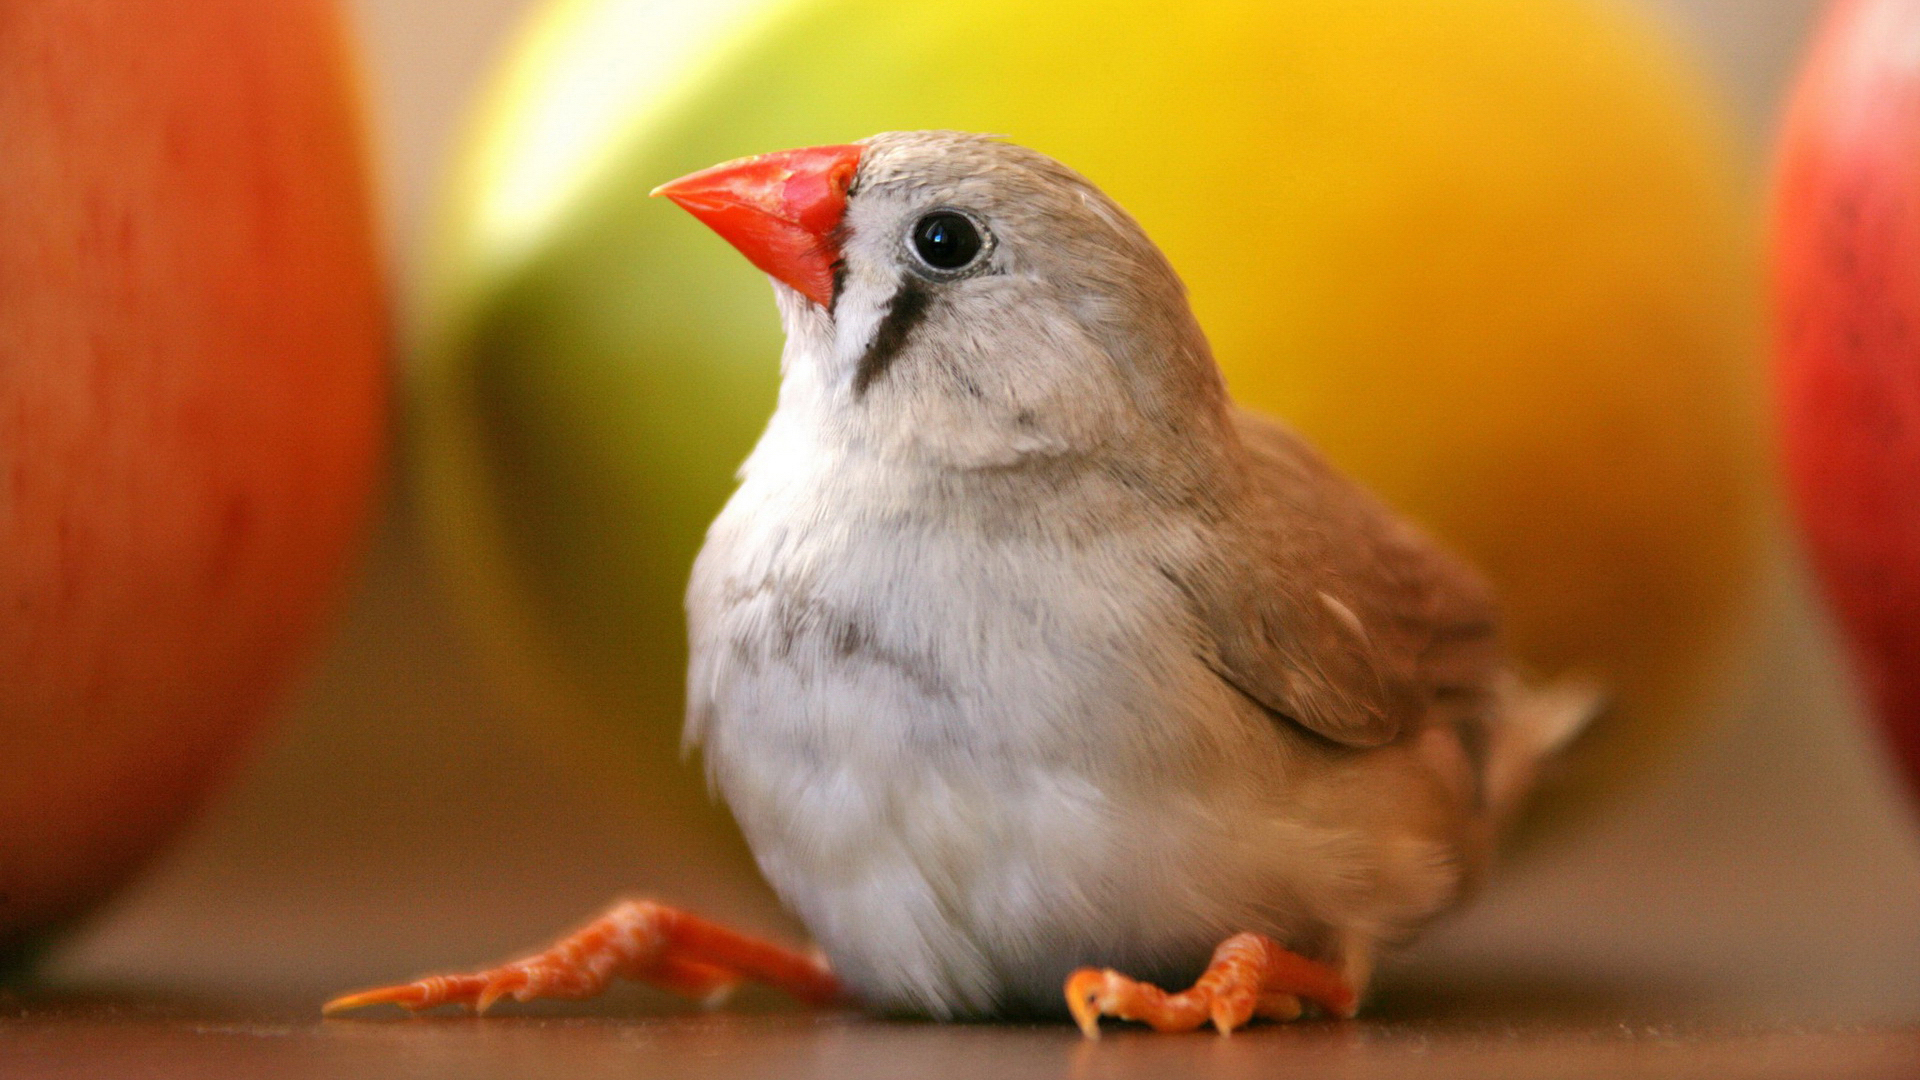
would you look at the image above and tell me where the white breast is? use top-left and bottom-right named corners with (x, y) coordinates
top-left (684, 420), bottom-right (1456, 1017)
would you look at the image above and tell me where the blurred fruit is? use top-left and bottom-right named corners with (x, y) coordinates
top-left (1, 0), bottom-right (386, 960)
top-left (1774, 0), bottom-right (1920, 799)
top-left (416, 0), bottom-right (1760, 834)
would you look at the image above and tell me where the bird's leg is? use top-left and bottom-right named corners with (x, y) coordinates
top-left (322, 898), bottom-right (840, 1016)
top-left (1064, 933), bottom-right (1356, 1037)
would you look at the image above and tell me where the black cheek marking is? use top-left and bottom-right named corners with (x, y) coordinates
top-left (852, 279), bottom-right (930, 398)
top-left (825, 216), bottom-right (854, 314)
top-left (829, 258), bottom-right (848, 312)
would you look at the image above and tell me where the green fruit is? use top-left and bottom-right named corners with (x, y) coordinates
top-left (416, 0), bottom-right (1761, 831)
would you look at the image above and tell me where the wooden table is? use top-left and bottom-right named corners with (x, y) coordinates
top-left (8, 520), bottom-right (1920, 1078)
top-left (9, 987), bottom-right (1920, 1080)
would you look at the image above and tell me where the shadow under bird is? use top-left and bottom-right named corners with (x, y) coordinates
top-left (327, 131), bottom-right (1597, 1036)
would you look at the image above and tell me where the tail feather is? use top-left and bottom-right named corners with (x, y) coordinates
top-left (1483, 673), bottom-right (1608, 819)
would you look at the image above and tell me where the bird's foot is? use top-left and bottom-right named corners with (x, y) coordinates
top-left (1065, 932), bottom-right (1355, 1037)
top-left (322, 898), bottom-right (839, 1016)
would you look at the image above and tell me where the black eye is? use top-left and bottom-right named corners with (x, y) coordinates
top-left (911, 211), bottom-right (984, 271)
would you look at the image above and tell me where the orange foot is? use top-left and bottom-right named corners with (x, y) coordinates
top-left (1065, 933), bottom-right (1356, 1037)
top-left (323, 898), bottom-right (840, 1016)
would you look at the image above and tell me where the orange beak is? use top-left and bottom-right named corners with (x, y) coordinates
top-left (652, 143), bottom-right (864, 309)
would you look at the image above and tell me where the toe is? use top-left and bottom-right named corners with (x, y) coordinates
top-left (1209, 991), bottom-right (1256, 1036)
top-left (322, 985), bottom-right (416, 1016)
top-left (1064, 969), bottom-right (1112, 1038)
top-left (475, 969), bottom-right (529, 1015)
top-left (323, 973), bottom-right (478, 1016)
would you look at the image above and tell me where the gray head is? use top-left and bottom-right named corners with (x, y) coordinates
top-left (658, 131), bottom-right (1231, 470)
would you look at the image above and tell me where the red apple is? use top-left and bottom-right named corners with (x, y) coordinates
top-left (0, 0), bottom-right (386, 959)
top-left (1775, 0), bottom-right (1920, 794)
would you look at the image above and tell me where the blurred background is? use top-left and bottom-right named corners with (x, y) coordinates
top-left (24, 0), bottom-right (1920, 1026)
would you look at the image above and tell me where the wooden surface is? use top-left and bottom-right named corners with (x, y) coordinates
top-left (8, 513), bottom-right (1920, 1077)
top-left (8, 990), bottom-right (1920, 1080)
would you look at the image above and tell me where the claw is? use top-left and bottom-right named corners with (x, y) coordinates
top-left (1210, 994), bottom-right (1252, 1036)
top-left (323, 973), bottom-right (486, 1016)
top-left (475, 973), bottom-right (523, 1016)
top-left (1065, 969), bottom-right (1111, 1038)
top-left (321, 987), bottom-right (411, 1016)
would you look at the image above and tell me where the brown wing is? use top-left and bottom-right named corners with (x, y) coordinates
top-left (1179, 409), bottom-right (1501, 748)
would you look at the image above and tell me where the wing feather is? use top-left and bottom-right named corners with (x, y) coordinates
top-left (1178, 409), bottom-right (1500, 747)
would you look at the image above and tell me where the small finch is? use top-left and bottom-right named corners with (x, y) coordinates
top-left (328, 131), bottom-right (1597, 1036)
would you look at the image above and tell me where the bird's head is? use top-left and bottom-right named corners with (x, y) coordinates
top-left (655, 131), bottom-right (1228, 470)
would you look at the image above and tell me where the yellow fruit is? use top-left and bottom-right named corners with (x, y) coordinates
top-left (416, 0), bottom-right (1761, 833)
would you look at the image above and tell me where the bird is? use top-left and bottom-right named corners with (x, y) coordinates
top-left (325, 130), bottom-right (1598, 1036)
